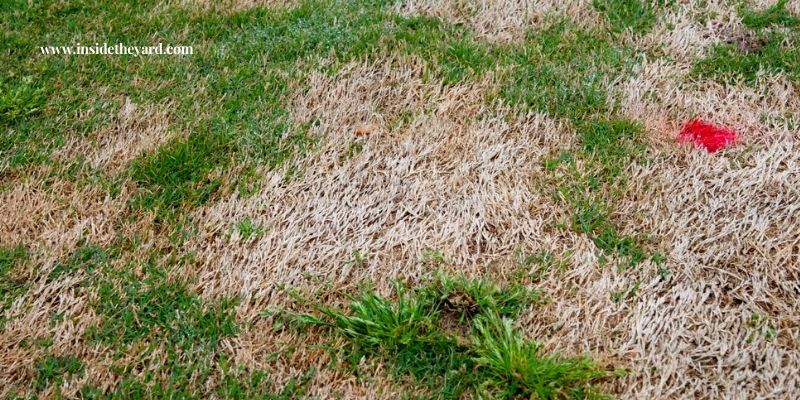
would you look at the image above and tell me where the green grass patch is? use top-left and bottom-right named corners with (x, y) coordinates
top-left (693, 33), bottom-right (799, 83)
top-left (500, 20), bottom-right (634, 120)
top-left (82, 367), bottom-right (313, 400)
top-left (73, 249), bottom-right (254, 397)
top-left (213, 368), bottom-right (315, 400)
top-left (0, 244), bottom-right (28, 312)
top-left (592, 0), bottom-right (666, 35)
top-left (130, 131), bottom-right (232, 218)
top-left (493, 19), bottom-right (652, 267)
top-left (236, 218), bottom-right (265, 241)
top-left (0, 0), bottom-right (166, 171)
top-left (90, 261), bottom-right (238, 350)
top-left (739, 0), bottom-right (800, 29)
top-left (548, 118), bottom-right (650, 268)
top-left (48, 242), bottom-right (109, 282)
top-left (277, 276), bottom-right (612, 399)
top-left (695, 1), bottom-right (799, 84)
top-left (35, 355), bottom-right (84, 392)
top-left (517, 248), bottom-right (572, 280)
top-left (7, 237), bottom-right (310, 398)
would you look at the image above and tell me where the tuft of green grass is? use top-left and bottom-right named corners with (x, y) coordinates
top-left (578, 118), bottom-right (644, 159)
top-left (342, 140), bottom-right (363, 161)
top-left (48, 243), bottom-right (108, 282)
top-left (347, 248), bottom-right (367, 268)
top-left (693, 33), bottom-right (799, 83)
top-left (517, 248), bottom-right (572, 280)
top-left (236, 217), bottom-right (264, 241)
top-left (550, 118), bottom-right (649, 268)
top-left (501, 20), bottom-right (633, 121)
top-left (278, 276), bottom-right (610, 399)
top-left (739, 0), bottom-right (800, 29)
top-left (472, 312), bottom-right (609, 399)
top-left (35, 355), bottom-right (84, 392)
top-left (593, 226), bottom-right (647, 268)
top-left (420, 275), bottom-right (537, 321)
top-left (420, 249), bottom-right (447, 266)
top-left (130, 130), bottom-right (232, 220)
top-left (0, 244), bottom-right (28, 312)
top-left (746, 313), bottom-right (778, 342)
top-left (610, 281), bottom-right (640, 303)
top-left (592, 0), bottom-right (663, 35)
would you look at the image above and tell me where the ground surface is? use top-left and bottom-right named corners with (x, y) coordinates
top-left (1, 0), bottom-right (799, 398)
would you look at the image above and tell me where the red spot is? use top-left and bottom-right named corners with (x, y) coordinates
top-left (678, 119), bottom-right (737, 153)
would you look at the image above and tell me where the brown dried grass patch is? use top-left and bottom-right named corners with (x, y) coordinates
top-left (634, 0), bottom-right (743, 63)
top-left (56, 98), bottom-right (176, 174)
top-left (221, 321), bottom-right (418, 398)
top-left (520, 55), bottom-right (800, 398)
top-left (0, 174), bottom-right (131, 271)
top-left (0, 276), bottom-right (101, 398)
top-left (183, 57), bottom-right (571, 307)
top-left (179, 57), bottom-right (584, 396)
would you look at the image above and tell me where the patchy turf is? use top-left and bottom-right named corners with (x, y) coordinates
top-left (1, 0), bottom-right (799, 398)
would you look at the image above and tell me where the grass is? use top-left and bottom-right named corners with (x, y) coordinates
top-left (494, 21), bottom-right (653, 268)
top-left (0, 1), bottom-right (513, 394)
top-left (78, 250), bottom-right (295, 398)
top-left (500, 20), bottom-right (633, 120)
top-left (236, 218), bottom-right (265, 240)
top-left (746, 313), bottom-right (777, 342)
top-left (277, 276), bottom-right (611, 399)
top-left (694, 1), bottom-right (800, 84)
top-left (517, 248), bottom-right (572, 280)
top-left (130, 130), bottom-right (232, 220)
top-left (592, 0), bottom-right (663, 35)
top-left (1, 0), bottom-right (501, 225)
top-left (546, 118), bottom-right (650, 268)
top-left (90, 260), bottom-right (238, 350)
top-left (47, 243), bottom-right (109, 282)
top-left (35, 355), bottom-right (84, 392)
top-left (739, 0), bottom-right (800, 30)
top-left (693, 33), bottom-right (800, 84)
top-left (0, 244), bottom-right (27, 312)
top-left (3, 0), bottom-right (795, 397)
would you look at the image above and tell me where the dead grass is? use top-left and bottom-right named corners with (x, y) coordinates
top-left (221, 322), bottom-right (420, 398)
top-left (632, 0), bottom-right (744, 63)
top-left (0, 101), bottom-right (175, 398)
top-left (180, 56), bottom-right (587, 393)
top-left (0, 273), bottom-right (101, 398)
top-left (0, 97), bottom-right (175, 271)
top-left (523, 42), bottom-right (800, 398)
top-left (176, 42), bottom-right (800, 396)
top-left (183, 56), bottom-right (571, 305)
top-left (56, 99), bottom-right (177, 174)
top-left (0, 174), bottom-right (130, 272)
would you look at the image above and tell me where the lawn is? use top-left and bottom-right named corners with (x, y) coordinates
top-left (1, 0), bottom-right (798, 398)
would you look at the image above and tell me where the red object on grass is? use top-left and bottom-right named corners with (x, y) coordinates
top-left (678, 119), bottom-right (737, 153)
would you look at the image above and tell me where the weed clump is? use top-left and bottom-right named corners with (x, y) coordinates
top-left (276, 276), bottom-right (613, 399)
